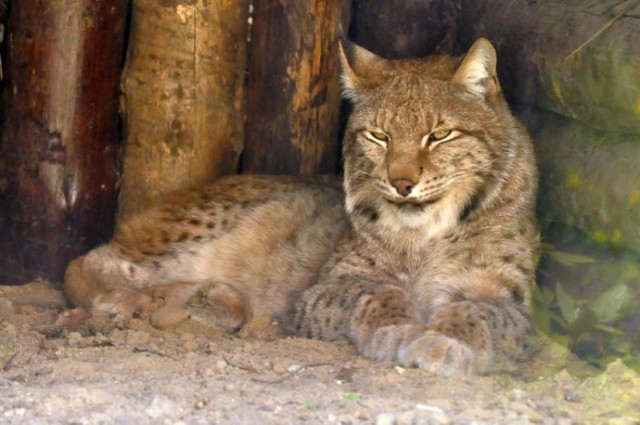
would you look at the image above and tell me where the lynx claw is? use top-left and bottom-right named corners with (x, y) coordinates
top-left (398, 331), bottom-right (475, 376)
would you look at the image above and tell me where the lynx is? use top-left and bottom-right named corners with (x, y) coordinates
top-left (64, 38), bottom-right (539, 376)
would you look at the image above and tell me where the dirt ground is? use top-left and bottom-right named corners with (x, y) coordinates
top-left (1, 280), bottom-right (639, 424)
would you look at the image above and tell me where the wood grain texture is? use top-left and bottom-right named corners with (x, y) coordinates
top-left (243, 0), bottom-right (350, 175)
top-left (0, 0), bottom-right (126, 283)
top-left (118, 0), bottom-right (249, 219)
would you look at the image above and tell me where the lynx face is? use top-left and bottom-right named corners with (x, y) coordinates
top-left (341, 41), bottom-right (515, 238)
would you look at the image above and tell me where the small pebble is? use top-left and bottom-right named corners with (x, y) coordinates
top-left (34, 367), bottom-right (53, 377)
top-left (260, 399), bottom-right (280, 412)
top-left (181, 333), bottom-right (196, 341)
top-left (273, 363), bottom-right (287, 375)
top-left (126, 330), bottom-right (151, 347)
top-left (353, 410), bottom-right (366, 420)
top-left (145, 395), bottom-right (180, 419)
top-left (67, 331), bottom-right (82, 342)
top-left (287, 364), bottom-right (302, 373)
top-left (0, 297), bottom-right (15, 318)
top-left (9, 375), bottom-right (26, 384)
top-left (413, 404), bottom-right (452, 425)
top-left (39, 339), bottom-right (59, 351)
top-left (216, 359), bottom-right (227, 370)
top-left (18, 305), bottom-right (37, 315)
top-left (108, 329), bottom-right (127, 346)
top-left (3, 322), bottom-right (17, 335)
top-left (182, 341), bottom-right (199, 352)
top-left (375, 412), bottom-right (397, 425)
top-left (563, 391), bottom-right (581, 403)
top-left (194, 399), bottom-right (207, 410)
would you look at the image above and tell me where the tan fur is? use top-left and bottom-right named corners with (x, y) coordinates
top-left (64, 175), bottom-right (348, 329)
top-left (291, 38), bottom-right (539, 375)
top-left (64, 39), bottom-right (539, 375)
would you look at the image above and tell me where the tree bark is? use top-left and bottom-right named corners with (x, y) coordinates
top-left (118, 0), bottom-right (248, 219)
top-left (0, 0), bottom-right (127, 284)
top-left (242, 0), bottom-right (350, 176)
top-left (349, 0), bottom-right (458, 59)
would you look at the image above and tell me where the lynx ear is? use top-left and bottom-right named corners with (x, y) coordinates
top-left (452, 38), bottom-right (501, 99)
top-left (339, 41), bottom-right (388, 100)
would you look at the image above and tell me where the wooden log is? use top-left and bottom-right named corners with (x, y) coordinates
top-left (518, 106), bottom-right (640, 252)
top-left (349, 0), bottom-right (458, 58)
top-left (119, 0), bottom-right (249, 219)
top-left (242, 0), bottom-right (350, 175)
top-left (457, 0), bottom-right (640, 135)
top-left (0, 0), bottom-right (127, 284)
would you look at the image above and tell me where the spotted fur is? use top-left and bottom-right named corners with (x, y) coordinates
top-left (64, 39), bottom-right (538, 375)
top-left (290, 38), bottom-right (539, 375)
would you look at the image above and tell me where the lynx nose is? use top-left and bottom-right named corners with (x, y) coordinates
top-left (391, 178), bottom-right (415, 197)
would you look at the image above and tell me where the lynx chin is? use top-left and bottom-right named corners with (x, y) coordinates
top-left (64, 37), bottom-right (539, 376)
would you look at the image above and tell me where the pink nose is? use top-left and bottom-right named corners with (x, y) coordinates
top-left (391, 178), bottom-right (415, 197)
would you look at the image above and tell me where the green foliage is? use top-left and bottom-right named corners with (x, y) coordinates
top-left (589, 284), bottom-right (629, 324)
top-left (532, 279), bottom-right (639, 371)
top-left (1, 342), bottom-right (12, 360)
top-left (338, 393), bottom-right (362, 407)
top-left (535, 224), bottom-right (640, 373)
top-left (555, 282), bottom-right (579, 326)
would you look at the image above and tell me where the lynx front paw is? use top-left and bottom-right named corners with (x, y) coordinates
top-left (93, 289), bottom-right (157, 318)
top-left (397, 330), bottom-right (474, 376)
top-left (362, 324), bottom-right (475, 376)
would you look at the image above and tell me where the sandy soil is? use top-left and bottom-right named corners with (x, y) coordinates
top-left (1, 280), bottom-right (639, 425)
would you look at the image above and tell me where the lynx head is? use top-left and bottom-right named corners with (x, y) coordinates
top-left (340, 38), bottom-right (523, 238)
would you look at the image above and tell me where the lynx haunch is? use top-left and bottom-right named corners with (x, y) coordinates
top-left (64, 38), bottom-right (539, 376)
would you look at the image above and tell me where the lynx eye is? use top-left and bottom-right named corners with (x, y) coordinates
top-left (363, 130), bottom-right (390, 147)
top-left (429, 129), bottom-right (452, 141)
top-left (422, 129), bottom-right (458, 149)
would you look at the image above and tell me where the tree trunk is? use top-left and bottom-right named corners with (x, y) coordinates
top-left (118, 0), bottom-right (249, 219)
top-left (349, 0), bottom-right (458, 59)
top-left (457, 0), bottom-right (640, 135)
top-left (0, 0), bottom-right (127, 284)
top-left (242, 0), bottom-right (350, 176)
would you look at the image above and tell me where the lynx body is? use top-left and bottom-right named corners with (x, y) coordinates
top-left (65, 38), bottom-right (539, 375)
